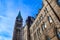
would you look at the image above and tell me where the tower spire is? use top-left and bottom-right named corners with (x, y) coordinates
top-left (13, 11), bottom-right (23, 40)
top-left (16, 11), bottom-right (23, 20)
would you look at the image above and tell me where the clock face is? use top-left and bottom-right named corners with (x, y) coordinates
top-left (18, 18), bottom-right (21, 20)
top-left (57, 0), bottom-right (60, 6)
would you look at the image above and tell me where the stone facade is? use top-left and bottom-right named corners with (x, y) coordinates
top-left (23, 25), bottom-right (28, 40)
top-left (24, 0), bottom-right (60, 40)
top-left (23, 16), bottom-right (35, 40)
top-left (13, 0), bottom-right (60, 40)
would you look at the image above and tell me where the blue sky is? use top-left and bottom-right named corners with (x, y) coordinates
top-left (0, 0), bottom-right (42, 40)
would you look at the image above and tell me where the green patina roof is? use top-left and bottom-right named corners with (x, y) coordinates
top-left (17, 11), bottom-right (22, 19)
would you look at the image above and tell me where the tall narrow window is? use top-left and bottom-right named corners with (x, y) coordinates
top-left (36, 20), bottom-right (39, 26)
top-left (42, 22), bottom-right (47, 31)
top-left (48, 16), bottom-right (53, 23)
top-left (37, 28), bottom-right (40, 40)
top-left (57, 0), bottom-right (60, 6)
top-left (40, 14), bottom-right (43, 20)
top-left (34, 33), bottom-right (37, 40)
top-left (37, 28), bottom-right (40, 36)
top-left (57, 31), bottom-right (60, 39)
top-left (45, 36), bottom-right (51, 40)
top-left (55, 28), bottom-right (60, 40)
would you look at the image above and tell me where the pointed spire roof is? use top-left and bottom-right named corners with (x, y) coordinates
top-left (16, 11), bottom-right (23, 20)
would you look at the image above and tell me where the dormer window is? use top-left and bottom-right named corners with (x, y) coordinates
top-left (57, 0), bottom-right (60, 6)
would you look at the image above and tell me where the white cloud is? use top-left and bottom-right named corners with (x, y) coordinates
top-left (0, 15), bottom-right (14, 40)
top-left (0, 36), bottom-right (12, 40)
top-left (0, 0), bottom-right (42, 40)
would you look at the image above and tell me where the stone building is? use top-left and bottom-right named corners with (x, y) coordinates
top-left (24, 0), bottom-right (60, 40)
top-left (13, 0), bottom-right (60, 40)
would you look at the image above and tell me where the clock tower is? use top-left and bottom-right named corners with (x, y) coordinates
top-left (13, 11), bottom-right (23, 40)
